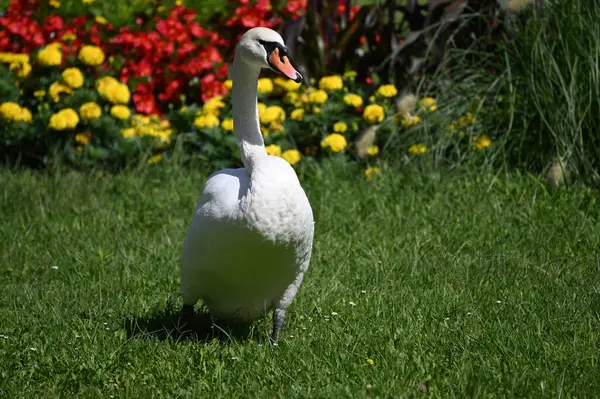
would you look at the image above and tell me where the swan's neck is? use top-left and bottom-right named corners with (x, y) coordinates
top-left (231, 58), bottom-right (266, 173)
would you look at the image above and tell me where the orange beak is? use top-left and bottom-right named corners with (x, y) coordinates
top-left (268, 47), bottom-right (302, 83)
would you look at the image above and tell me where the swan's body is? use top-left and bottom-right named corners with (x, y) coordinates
top-left (179, 27), bottom-right (314, 343)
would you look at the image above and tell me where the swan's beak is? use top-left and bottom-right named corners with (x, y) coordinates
top-left (268, 47), bottom-right (303, 83)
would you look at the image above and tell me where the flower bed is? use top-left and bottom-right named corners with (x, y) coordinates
top-left (0, 0), bottom-right (493, 174)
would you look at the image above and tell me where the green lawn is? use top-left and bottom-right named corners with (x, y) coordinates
top-left (1, 161), bottom-right (599, 397)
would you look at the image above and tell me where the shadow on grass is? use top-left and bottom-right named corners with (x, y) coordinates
top-left (125, 306), bottom-right (258, 344)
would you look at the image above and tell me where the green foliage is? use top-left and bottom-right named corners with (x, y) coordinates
top-left (1, 164), bottom-right (599, 396)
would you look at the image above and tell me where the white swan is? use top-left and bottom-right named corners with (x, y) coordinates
top-left (179, 27), bottom-right (314, 344)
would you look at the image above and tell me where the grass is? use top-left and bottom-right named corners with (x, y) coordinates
top-left (0, 159), bottom-right (599, 397)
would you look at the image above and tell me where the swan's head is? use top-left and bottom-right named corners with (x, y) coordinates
top-left (236, 27), bottom-right (302, 83)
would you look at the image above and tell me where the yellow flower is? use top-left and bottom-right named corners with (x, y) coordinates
top-left (257, 102), bottom-right (267, 115)
top-left (224, 79), bottom-right (233, 90)
top-left (260, 125), bottom-right (269, 136)
top-left (408, 143), bottom-right (427, 155)
top-left (274, 76), bottom-right (301, 91)
top-left (49, 108), bottom-right (79, 130)
top-left (333, 122), bottom-right (347, 133)
top-left (290, 108), bottom-right (304, 121)
top-left (367, 145), bottom-right (379, 156)
top-left (147, 154), bottom-right (163, 165)
top-left (221, 118), bottom-right (234, 132)
top-left (121, 128), bottom-right (137, 138)
top-left (460, 112), bottom-right (477, 125)
top-left (364, 167), bottom-right (381, 181)
top-left (343, 70), bottom-right (357, 78)
top-left (78, 45), bottom-right (105, 66)
top-left (0, 102), bottom-right (32, 123)
top-left (202, 97), bottom-right (225, 116)
top-left (283, 92), bottom-right (299, 104)
top-left (96, 76), bottom-right (130, 104)
top-left (79, 102), bottom-right (102, 121)
top-left (265, 144), bottom-right (282, 157)
top-left (473, 135), bottom-right (492, 150)
top-left (257, 78), bottom-right (274, 94)
top-left (75, 131), bottom-right (92, 145)
top-left (343, 93), bottom-right (363, 108)
top-left (321, 133), bottom-right (348, 152)
top-left (418, 97), bottom-right (437, 111)
top-left (363, 104), bottom-right (385, 124)
top-left (49, 0), bottom-right (60, 8)
top-left (48, 81), bottom-right (72, 103)
top-left (61, 33), bottom-right (77, 42)
top-left (270, 122), bottom-right (285, 134)
top-left (308, 89), bottom-right (328, 104)
top-left (259, 105), bottom-right (285, 125)
top-left (0, 53), bottom-right (30, 64)
top-left (95, 16), bottom-right (108, 25)
top-left (9, 62), bottom-right (31, 78)
top-left (34, 90), bottom-right (46, 98)
top-left (37, 44), bottom-right (62, 66)
top-left (376, 84), bottom-right (398, 98)
top-left (62, 67), bottom-right (84, 89)
top-left (110, 105), bottom-right (131, 120)
top-left (281, 149), bottom-right (302, 165)
top-left (401, 113), bottom-right (422, 128)
top-left (194, 114), bottom-right (220, 129)
top-left (82, 0), bottom-right (94, 3)
top-left (318, 75), bottom-right (343, 91)
top-left (369, 95), bottom-right (375, 103)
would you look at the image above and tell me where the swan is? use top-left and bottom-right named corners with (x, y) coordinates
top-left (179, 27), bottom-right (314, 344)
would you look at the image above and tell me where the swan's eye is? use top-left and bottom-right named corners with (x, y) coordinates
top-left (259, 40), bottom-right (288, 61)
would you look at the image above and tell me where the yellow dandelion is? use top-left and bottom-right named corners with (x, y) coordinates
top-left (147, 154), bottom-right (163, 165)
top-left (121, 128), bottom-right (137, 138)
top-left (79, 102), bottom-right (102, 121)
top-left (418, 97), bottom-right (437, 111)
top-left (75, 131), bottom-right (92, 145)
top-left (281, 149), bottom-right (302, 166)
top-left (318, 75), bottom-right (343, 91)
top-left (308, 89), bottom-right (328, 104)
top-left (78, 45), bottom-right (105, 66)
top-left (321, 133), bottom-right (348, 153)
top-left (265, 144), bottom-right (282, 157)
top-left (62, 67), bottom-right (84, 89)
top-left (364, 167), bottom-right (381, 181)
top-left (221, 118), bottom-right (234, 132)
top-left (37, 44), bottom-right (62, 66)
top-left (376, 84), bottom-right (398, 98)
top-left (473, 135), bottom-right (492, 150)
top-left (259, 105), bottom-right (285, 125)
top-left (110, 105), bottom-right (131, 120)
top-left (257, 78), bottom-right (274, 94)
top-left (194, 114), bottom-right (220, 129)
top-left (343, 93), bottom-right (363, 108)
top-left (49, 108), bottom-right (79, 130)
top-left (48, 81), bottom-right (72, 103)
top-left (367, 145), bottom-right (379, 156)
top-left (363, 104), bottom-right (385, 124)
top-left (401, 113), bottom-right (422, 128)
top-left (408, 143), bottom-right (427, 155)
top-left (333, 122), bottom-right (347, 133)
top-left (9, 62), bottom-right (31, 78)
top-left (290, 108), bottom-right (304, 121)
top-left (202, 97), bottom-right (225, 116)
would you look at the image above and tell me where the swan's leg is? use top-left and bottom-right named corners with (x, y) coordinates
top-left (271, 308), bottom-right (286, 345)
top-left (270, 271), bottom-right (306, 345)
